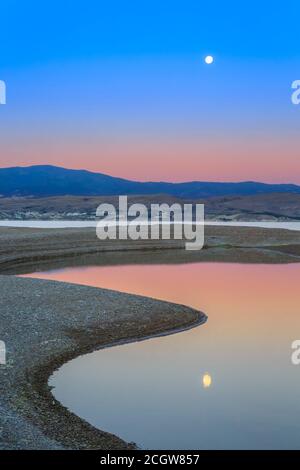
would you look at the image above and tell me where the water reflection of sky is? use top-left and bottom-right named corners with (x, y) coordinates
top-left (29, 262), bottom-right (300, 449)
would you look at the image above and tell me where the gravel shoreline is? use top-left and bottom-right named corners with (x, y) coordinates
top-left (0, 275), bottom-right (205, 449)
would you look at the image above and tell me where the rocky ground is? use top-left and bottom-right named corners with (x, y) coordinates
top-left (0, 192), bottom-right (299, 221)
top-left (0, 275), bottom-right (204, 449)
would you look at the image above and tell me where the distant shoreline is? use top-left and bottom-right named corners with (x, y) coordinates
top-left (0, 220), bottom-right (300, 231)
top-left (0, 190), bottom-right (300, 223)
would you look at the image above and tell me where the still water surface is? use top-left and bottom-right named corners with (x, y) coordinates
top-left (27, 262), bottom-right (300, 449)
top-left (2, 220), bottom-right (300, 230)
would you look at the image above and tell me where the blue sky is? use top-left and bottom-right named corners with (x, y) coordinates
top-left (0, 1), bottom-right (299, 182)
top-left (1, 0), bottom-right (299, 67)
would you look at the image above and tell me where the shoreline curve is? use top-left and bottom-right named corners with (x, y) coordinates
top-left (0, 274), bottom-right (206, 450)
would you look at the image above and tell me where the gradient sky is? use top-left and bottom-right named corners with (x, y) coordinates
top-left (0, 0), bottom-right (299, 182)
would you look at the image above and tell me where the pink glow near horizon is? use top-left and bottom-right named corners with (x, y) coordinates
top-left (1, 134), bottom-right (299, 184)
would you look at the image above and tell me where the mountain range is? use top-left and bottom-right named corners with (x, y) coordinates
top-left (1, 165), bottom-right (300, 199)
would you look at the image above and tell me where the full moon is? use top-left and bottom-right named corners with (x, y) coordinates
top-left (202, 373), bottom-right (212, 388)
top-left (204, 55), bottom-right (214, 64)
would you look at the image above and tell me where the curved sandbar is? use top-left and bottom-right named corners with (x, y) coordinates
top-left (0, 275), bottom-right (206, 449)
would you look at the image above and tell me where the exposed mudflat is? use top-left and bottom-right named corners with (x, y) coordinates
top-left (1, 225), bottom-right (300, 275)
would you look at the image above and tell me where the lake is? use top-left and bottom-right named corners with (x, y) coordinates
top-left (1, 220), bottom-right (300, 231)
top-left (25, 261), bottom-right (300, 449)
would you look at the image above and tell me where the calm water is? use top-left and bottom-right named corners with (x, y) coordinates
top-left (26, 262), bottom-right (300, 449)
top-left (2, 220), bottom-right (300, 231)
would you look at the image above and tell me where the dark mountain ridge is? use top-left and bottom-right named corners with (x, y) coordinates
top-left (1, 165), bottom-right (300, 199)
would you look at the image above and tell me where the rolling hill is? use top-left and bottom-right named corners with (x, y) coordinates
top-left (1, 165), bottom-right (300, 199)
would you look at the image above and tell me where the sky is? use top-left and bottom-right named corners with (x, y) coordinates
top-left (0, 0), bottom-right (299, 183)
